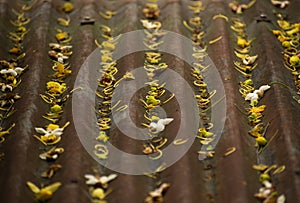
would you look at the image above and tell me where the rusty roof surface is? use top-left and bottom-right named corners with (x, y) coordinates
top-left (0, 0), bottom-right (300, 202)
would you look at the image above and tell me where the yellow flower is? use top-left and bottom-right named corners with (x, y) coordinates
top-left (62, 2), bottom-right (74, 13)
top-left (198, 128), bottom-right (213, 138)
top-left (290, 55), bottom-right (300, 67)
top-left (237, 36), bottom-right (253, 48)
top-left (123, 72), bottom-right (135, 80)
top-left (243, 79), bottom-right (253, 86)
top-left (91, 188), bottom-right (106, 200)
top-left (34, 122), bottom-right (69, 145)
top-left (96, 131), bottom-right (109, 142)
top-left (84, 174), bottom-right (117, 187)
top-left (47, 123), bottom-right (60, 130)
top-left (249, 105), bottom-right (266, 114)
top-left (256, 136), bottom-right (267, 146)
top-left (41, 133), bottom-right (57, 143)
top-left (282, 41), bottom-right (291, 48)
top-left (101, 41), bottom-right (115, 51)
top-left (146, 95), bottom-right (160, 105)
top-left (248, 124), bottom-right (264, 138)
top-left (56, 32), bottom-right (67, 41)
top-left (248, 113), bottom-right (261, 124)
top-left (272, 30), bottom-right (282, 36)
top-left (26, 181), bottom-right (61, 202)
top-left (50, 104), bottom-right (62, 113)
top-left (259, 173), bottom-right (270, 183)
top-left (277, 20), bottom-right (291, 30)
top-left (54, 63), bottom-right (72, 78)
top-left (46, 81), bottom-right (66, 95)
top-left (151, 116), bottom-right (160, 122)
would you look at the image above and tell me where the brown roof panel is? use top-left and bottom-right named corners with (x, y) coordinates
top-left (0, 0), bottom-right (299, 203)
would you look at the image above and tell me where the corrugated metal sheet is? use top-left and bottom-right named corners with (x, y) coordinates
top-left (0, 0), bottom-right (299, 202)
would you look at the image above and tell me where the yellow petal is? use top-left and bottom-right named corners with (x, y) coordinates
top-left (256, 137), bottom-right (267, 146)
top-left (47, 124), bottom-right (59, 130)
top-left (26, 181), bottom-right (40, 193)
top-left (51, 104), bottom-right (62, 113)
top-left (91, 188), bottom-right (105, 200)
top-left (62, 3), bottom-right (74, 13)
top-left (277, 20), bottom-right (291, 30)
top-left (259, 173), bottom-right (270, 183)
top-left (290, 55), bottom-right (300, 66)
top-left (43, 182), bottom-right (62, 193)
top-left (36, 189), bottom-right (53, 201)
top-left (252, 164), bottom-right (268, 171)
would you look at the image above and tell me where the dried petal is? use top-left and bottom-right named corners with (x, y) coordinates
top-left (252, 164), bottom-right (269, 171)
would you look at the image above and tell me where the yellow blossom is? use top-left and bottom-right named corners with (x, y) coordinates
top-left (62, 2), bottom-right (74, 13)
top-left (146, 95), bottom-right (160, 105)
top-left (256, 136), bottom-right (267, 146)
top-left (46, 81), bottom-right (66, 95)
top-left (50, 104), bottom-right (62, 113)
top-left (96, 131), bottom-right (109, 142)
top-left (26, 181), bottom-right (61, 202)
top-left (290, 55), bottom-right (300, 67)
top-left (198, 128), bottom-right (213, 138)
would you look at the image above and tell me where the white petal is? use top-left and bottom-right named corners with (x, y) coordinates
top-left (140, 20), bottom-right (149, 27)
top-left (155, 124), bottom-right (165, 132)
top-left (263, 180), bottom-right (272, 188)
top-left (49, 43), bottom-right (60, 48)
top-left (52, 128), bottom-right (64, 135)
top-left (53, 131), bottom-right (63, 137)
top-left (58, 57), bottom-right (64, 63)
top-left (277, 194), bottom-right (286, 203)
top-left (149, 122), bottom-right (157, 129)
top-left (251, 94), bottom-right (259, 102)
top-left (100, 174), bottom-right (117, 184)
top-left (6, 69), bottom-right (18, 76)
top-left (263, 189), bottom-right (271, 196)
top-left (7, 85), bottom-right (13, 91)
top-left (35, 127), bottom-right (48, 134)
top-left (0, 69), bottom-right (17, 76)
top-left (159, 118), bottom-right (174, 125)
top-left (259, 85), bottom-right (270, 92)
top-left (14, 67), bottom-right (24, 73)
top-left (84, 174), bottom-right (99, 185)
top-left (245, 93), bottom-right (257, 101)
top-left (84, 174), bottom-right (94, 179)
top-left (253, 90), bottom-right (260, 95)
top-left (140, 20), bottom-right (157, 29)
top-left (0, 69), bottom-right (9, 74)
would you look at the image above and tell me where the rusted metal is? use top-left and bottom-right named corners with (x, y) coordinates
top-left (0, 0), bottom-right (299, 203)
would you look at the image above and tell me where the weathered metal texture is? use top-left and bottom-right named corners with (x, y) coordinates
top-left (0, 0), bottom-right (299, 203)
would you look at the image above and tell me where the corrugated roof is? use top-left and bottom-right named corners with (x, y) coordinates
top-left (0, 0), bottom-right (299, 202)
